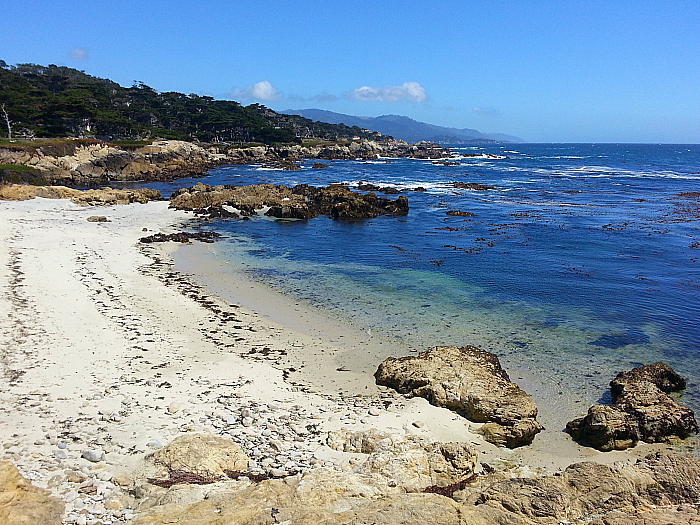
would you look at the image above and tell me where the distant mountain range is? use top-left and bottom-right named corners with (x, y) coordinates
top-left (281, 109), bottom-right (523, 144)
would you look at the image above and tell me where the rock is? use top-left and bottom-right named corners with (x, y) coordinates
top-left (131, 469), bottom-right (464, 525)
top-left (86, 216), bottom-right (109, 222)
top-left (452, 182), bottom-right (495, 191)
top-left (311, 162), bottom-right (329, 169)
top-left (462, 453), bottom-right (700, 523)
top-left (170, 182), bottom-right (409, 220)
top-left (327, 430), bottom-right (478, 491)
top-left (0, 460), bottom-right (64, 525)
top-left (147, 433), bottom-right (249, 477)
top-left (53, 449), bottom-right (67, 459)
top-left (566, 363), bottom-right (698, 451)
top-left (375, 346), bottom-right (542, 447)
top-left (139, 231), bottom-right (221, 244)
top-left (445, 210), bottom-right (476, 217)
top-left (368, 407), bottom-right (381, 416)
top-left (130, 453), bottom-right (700, 525)
top-left (81, 449), bottom-right (104, 463)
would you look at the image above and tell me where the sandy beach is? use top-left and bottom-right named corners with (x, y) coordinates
top-left (0, 197), bottom-right (690, 524)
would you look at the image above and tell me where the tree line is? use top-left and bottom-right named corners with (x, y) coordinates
top-left (0, 61), bottom-right (384, 145)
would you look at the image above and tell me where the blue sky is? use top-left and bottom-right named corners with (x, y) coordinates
top-left (2, 0), bottom-right (699, 143)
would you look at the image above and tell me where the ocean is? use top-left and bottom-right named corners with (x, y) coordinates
top-left (128, 143), bottom-right (700, 419)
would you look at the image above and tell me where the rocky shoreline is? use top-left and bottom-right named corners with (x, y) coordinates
top-left (1, 193), bottom-right (699, 524)
top-left (0, 139), bottom-right (457, 187)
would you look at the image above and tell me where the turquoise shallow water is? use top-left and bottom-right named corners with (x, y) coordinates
top-left (126, 143), bottom-right (700, 420)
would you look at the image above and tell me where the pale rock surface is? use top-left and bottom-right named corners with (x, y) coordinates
top-left (375, 345), bottom-right (543, 447)
top-left (327, 429), bottom-right (478, 491)
top-left (147, 433), bottom-right (249, 477)
top-left (0, 460), bottom-right (64, 525)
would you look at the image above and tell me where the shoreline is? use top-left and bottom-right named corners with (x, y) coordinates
top-left (0, 197), bottom-right (695, 524)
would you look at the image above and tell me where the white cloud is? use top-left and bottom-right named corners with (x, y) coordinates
top-left (232, 81), bottom-right (283, 102)
top-left (349, 82), bottom-right (428, 103)
top-left (70, 47), bottom-right (89, 61)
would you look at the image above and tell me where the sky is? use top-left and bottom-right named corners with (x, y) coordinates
top-left (1, 0), bottom-right (699, 143)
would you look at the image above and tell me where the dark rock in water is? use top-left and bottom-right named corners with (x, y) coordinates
top-left (375, 345), bottom-right (543, 448)
top-left (356, 182), bottom-right (401, 194)
top-left (139, 231), bottom-right (221, 244)
top-left (263, 160), bottom-right (301, 170)
top-left (413, 187), bottom-right (427, 192)
top-left (312, 162), bottom-right (329, 169)
top-left (452, 182), bottom-right (495, 191)
top-left (432, 160), bottom-right (460, 166)
top-left (566, 362), bottom-right (698, 451)
top-left (445, 210), bottom-right (476, 217)
top-left (170, 182), bottom-right (408, 220)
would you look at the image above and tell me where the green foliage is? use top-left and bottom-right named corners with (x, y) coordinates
top-left (0, 163), bottom-right (46, 185)
top-left (0, 62), bottom-right (385, 145)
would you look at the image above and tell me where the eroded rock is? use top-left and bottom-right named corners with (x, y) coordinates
top-left (374, 346), bottom-right (542, 447)
top-left (566, 362), bottom-right (698, 451)
top-left (327, 430), bottom-right (478, 491)
top-left (147, 434), bottom-right (249, 478)
top-left (170, 182), bottom-right (409, 220)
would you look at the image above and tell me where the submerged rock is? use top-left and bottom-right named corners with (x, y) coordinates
top-left (566, 362), bottom-right (698, 451)
top-left (374, 346), bottom-right (543, 447)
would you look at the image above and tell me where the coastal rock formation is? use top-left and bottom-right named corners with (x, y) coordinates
top-left (170, 182), bottom-right (409, 220)
top-left (327, 430), bottom-right (478, 491)
top-left (0, 460), bottom-right (64, 525)
top-left (147, 434), bottom-right (249, 478)
top-left (1, 138), bottom-right (455, 186)
top-left (0, 140), bottom-right (224, 185)
top-left (374, 346), bottom-right (543, 447)
top-left (130, 452), bottom-right (700, 525)
top-left (0, 183), bottom-right (163, 205)
top-left (566, 362), bottom-right (698, 451)
top-left (459, 453), bottom-right (700, 523)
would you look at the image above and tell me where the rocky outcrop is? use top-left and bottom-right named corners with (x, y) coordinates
top-left (327, 430), bottom-right (478, 491)
top-left (170, 182), bottom-right (409, 220)
top-left (1, 139), bottom-right (454, 187)
top-left (0, 140), bottom-right (225, 185)
top-left (0, 183), bottom-right (163, 205)
top-left (374, 346), bottom-right (542, 447)
top-left (129, 452), bottom-right (700, 525)
top-left (0, 460), bottom-right (64, 525)
top-left (566, 362), bottom-right (698, 451)
top-left (459, 453), bottom-right (700, 523)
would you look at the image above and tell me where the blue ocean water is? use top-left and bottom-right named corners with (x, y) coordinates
top-left (129, 143), bottom-right (700, 414)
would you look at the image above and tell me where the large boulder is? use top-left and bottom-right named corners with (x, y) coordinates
top-left (375, 346), bottom-right (542, 447)
top-left (147, 434), bottom-right (249, 478)
top-left (566, 363), bottom-right (698, 451)
top-left (0, 461), bottom-right (64, 525)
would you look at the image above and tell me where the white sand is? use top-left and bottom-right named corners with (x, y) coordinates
top-left (0, 198), bottom-right (671, 522)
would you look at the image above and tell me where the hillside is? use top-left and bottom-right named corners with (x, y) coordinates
top-left (0, 61), bottom-right (384, 144)
top-left (282, 109), bottom-right (523, 144)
